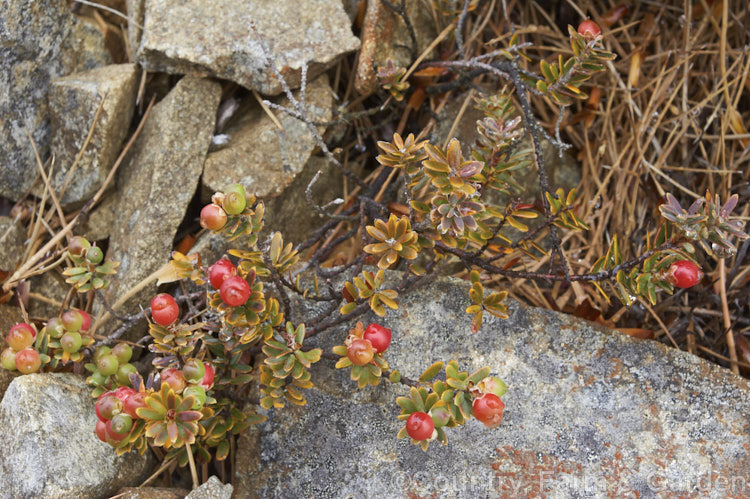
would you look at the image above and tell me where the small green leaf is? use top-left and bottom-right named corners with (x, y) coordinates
top-left (419, 361), bottom-right (444, 382)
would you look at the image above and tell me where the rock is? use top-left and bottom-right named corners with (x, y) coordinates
top-left (202, 75), bottom-right (332, 199)
top-left (234, 274), bottom-right (750, 498)
top-left (104, 76), bottom-right (221, 336)
top-left (0, 216), bottom-right (26, 273)
top-left (0, 0), bottom-right (111, 202)
top-left (27, 269), bottom-right (70, 319)
top-left (262, 156), bottom-right (344, 245)
top-left (354, 0), bottom-right (437, 96)
top-left (46, 64), bottom-right (139, 209)
top-left (186, 476), bottom-right (233, 499)
top-left (73, 193), bottom-right (118, 242)
top-left (126, 0), bottom-right (146, 57)
top-left (0, 304), bottom-right (25, 400)
top-left (0, 373), bottom-right (153, 498)
top-left (117, 486), bottom-right (189, 499)
top-left (137, 0), bottom-right (360, 95)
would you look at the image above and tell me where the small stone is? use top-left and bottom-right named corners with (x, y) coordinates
top-left (0, 216), bottom-right (26, 273)
top-left (185, 476), bottom-right (232, 499)
top-left (0, 373), bottom-right (154, 498)
top-left (104, 76), bottom-right (221, 338)
top-left (46, 64), bottom-right (139, 209)
top-left (0, 0), bottom-right (111, 202)
top-left (354, 0), bottom-right (437, 96)
top-left (137, 0), bottom-right (360, 95)
top-left (202, 75), bottom-right (332, 199)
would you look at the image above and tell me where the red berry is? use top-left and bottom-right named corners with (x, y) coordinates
top-left (114, 386), bottom-right (136, 402)
top-left (15, 348), bottom-right (41, 374)
top-left (6, 323), bottom-right (36, 351)
top-left (219, 276), bottom-right (251, 307)
top-left (96, 393), bottom-right (122, 420)
top-left (200, 362), bottom-right (215, 390)
top-left (95, 420), bottom-right (107, 442)
top-left (667, 260), bottom-right (703, 289)
top-left (472, 393), bottom-right (505, 429)
top-left (347, 338), bottom-right (374, 366)
top-left (78, 310), bottom-right (92, 332)
top-left (208, 259), bottom-right (237, 289)
top-left (105, 419), bottom-right (128, 441)
top-left (151, 293), bottom-right (180, 326)
top-left (61, 310), bottom-right (83, 332)
top-left (123, 391), bottom-right (146, 418)
top-left (200, 204), bottom-right (228, 231)
top-left (577, 19), bottom-right (601, 39)
top-left (1, 348), bottom-right (17, 371)
top-left (161, 367), bottom-right (186, 392)
top-left (363, 323), bottom-right (392, 353)
top-left (406, 411), bottom-right (435, 441)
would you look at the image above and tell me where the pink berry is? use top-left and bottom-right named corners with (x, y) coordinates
top-left (200, 204), bottom-right (228, 231)
top-left (114, 386), bottom-right (136, 402)
top-left (219, 276), bottom-right (251, 307)
top-left (78, 310), bottom-right (92, 332)
top-left (406, 412), bottom-right (435, 441)
top-left (68, 236), bottom-right (91, 257)
top-left (95, 420), bottom-right (108, 442)
top-left (151, 293), bottom-right (179, 326)
top-left (6, 323), bottom-right (36, 351)
top-left (347, 339), bottom-right (374, 366)
top-left (208, 259), bottom-right (237, 289)
top-left (161, 367), bottom-right (186, 393)
top-left (472, 393), bottom-right (505, 429)
top-left (96, 393), bottom-right (123, 420)
top-left (363, 323), bottom-right (392, 353)
top-left (61, 310), bottom-right (83, 332)
top-left (15, 348), bottom-right (41, 374)
top-left (577, 19), bottom-right (601, 39)
top-left (123, 391), bottom-right (146, 419)
top-left (667, 260), bottom-right (703, 289)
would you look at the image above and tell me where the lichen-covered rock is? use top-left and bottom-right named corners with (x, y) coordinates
top-left (0, 373), bottom-right (154, 498)
top-left (186, 476), bottom-right (233, 499)
top-left (0, 0), bottom-right (111, 202)
top-left (0, 216), bottom-right (26, 273)
top-left (47, 64), bottom-right (139, 208)
top-left (137, 0), bottom-right (359, 95)
top-left (104, 76), bottom-right (221, 338)
top-left (234, 274), bottom-right (750, 498)
top-left (354, 0), bottom-right (437, 96)
top-left (202, 75), bottom-right (332, 199)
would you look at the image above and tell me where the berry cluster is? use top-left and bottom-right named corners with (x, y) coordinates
top-left (209, 259), bottom-right (250, 307)
top-left (86, 343), bottom-right (138, 394)
top-left (95, 386), bottom-right (145, 445)
top-left (63, 236), bottom-right (118, 293)
top-left (2, 323), bottom-right (40, 374)
top-left (334, 322), bottom-right (393, 388)
top-left (200, 184), bottom-right (249, 231)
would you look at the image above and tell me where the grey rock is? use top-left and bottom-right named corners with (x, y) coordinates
top-left (0, 373), bottom-right (153, 498)
top-left (137, 0), bottom-right (360, 95)
top-left (104, 76), bottom-right (221, 337)
top-left (235, 274), bottom-right (750, 498)
top-left (27, 269), bottom-right (70, 319)
top-left (262, 156), bottom-right (344, 245)
top-left (73, 193), bottom-right (117, 242)
top-left (47, 64), bottom-right (139, 208)
top-left (126, 0), bottom-right (146, 57)
top-left (354, 0), bottom-right (437, 95)
top-left (0, 0), bottom-right (111, 202)
top-left (202, 75), bottom-right (332, 199)
top-left (0, 216), bottom-right (26, 272)
top-left (186, 476), bottom-right (233, 499)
